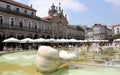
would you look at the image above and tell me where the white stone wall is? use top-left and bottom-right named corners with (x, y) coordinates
top-left (113, 25), bottom-right (120, 34)
top-left (87, 31), bottom-right (93, 40)
top-left (93, 25), bottom-right (106, 40)
top-left (106, 29), bottom-right (112, 36)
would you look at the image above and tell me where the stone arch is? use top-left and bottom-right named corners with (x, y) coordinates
top-left (7, 32), bottom-right (16, 38)
top-left (26, 34), bottom-right (33, 38)
top-left (17, 33), bottom-right (25, 39)
top-left (0, 31), bottom-right (5, 40)
top-left (63, 37), bottom-right (66, 39)
top-left (0, 31), bottom-right (5, 36)
top-left (59, 36), bottom-right (62, 39)
top-left (54, 36), bottom-right (57, 39)
top-left (46, 35), bottom-right (50, 39)
top-left (68, 37), bottom-right (72, 39)
top-left (41, 35), bottom-right (45, 38)
top-left (0, 31), bottom-right (5, 51)
top-left (34, 34), bottom-right (39, 39)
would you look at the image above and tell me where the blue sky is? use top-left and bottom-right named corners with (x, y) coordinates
top-left (15, 0), bottom-right (120, 26)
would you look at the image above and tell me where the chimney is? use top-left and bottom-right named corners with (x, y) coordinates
top-left (31, 4), bottom-right (32, 8)
top-left (94, 24), bottom-right (98, 26)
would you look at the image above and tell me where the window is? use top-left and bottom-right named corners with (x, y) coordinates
top-left (28, 21), bottom-right (32, 29)
top-left (6, 5), bottom-right (10, 10)
top-left (46, 26), bottom-right (49, 30)
top-left (35, 22), bottom-right (38, 29)
top-left (117, 28), bottom-right (119, 30)
top-left (16, 8), bottom-right (19, 12)
top-left (40, 24), bottom-right (42, 29)
top-left (10, 17), bottom-right (14, 27)
top-left (48, 26), bottom-right (50, 30)
top-left (0, 16), bottom-right (3, 25)
top-left (31, 12), bottom-right (34, 16)
top-left (44, 25), bottom-right (46, 30)
top-left (24, 10), bottom-right (27, 14)
top-left (42, 25), bottom-right (44, 30)
top-left (117, 31), bottom-right (119, 34)
top-left (19, 19), bottom-right (24, 28)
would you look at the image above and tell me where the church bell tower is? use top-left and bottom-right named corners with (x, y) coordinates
top-left (48, 3), bottom-right (57, 16)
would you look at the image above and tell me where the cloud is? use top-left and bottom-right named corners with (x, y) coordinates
top-left (29, 0), bottom-right (87, 17)
top-left (105, 0), bottom-right (120, 6)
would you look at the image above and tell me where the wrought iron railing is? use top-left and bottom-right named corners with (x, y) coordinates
top-left (0, 23), bottom-right (51, 34)
top-left (0, 7), bottom-right (40, 20)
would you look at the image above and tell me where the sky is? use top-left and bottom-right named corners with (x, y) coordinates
top-left (14, 0), bottom-right (120, 26)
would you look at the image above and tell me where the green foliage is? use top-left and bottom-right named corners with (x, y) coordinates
top-left (112, 34), bottom-right (120, 39)
top-left (76, 26), bottom-right (84, 31)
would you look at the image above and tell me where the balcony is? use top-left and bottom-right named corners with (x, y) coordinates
top-left (0, 7), bottom-right (40, 20)
top-left (0, 24), bottom-right (51, 34)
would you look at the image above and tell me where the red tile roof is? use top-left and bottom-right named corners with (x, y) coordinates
top-left (1, 0), bottom-right (36, 12)
top-left (42, 16), bottom-right (52, 20)
top-left (113, 24), bottom-right (120, 27)
top-left (92, 24), bottom-right (104, 27)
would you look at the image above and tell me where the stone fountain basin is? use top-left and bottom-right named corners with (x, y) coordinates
top-left (0, 51), bottom-right (120, 75)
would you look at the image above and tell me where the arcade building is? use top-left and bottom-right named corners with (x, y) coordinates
top-left (0, 0), bottom-right (84, 50)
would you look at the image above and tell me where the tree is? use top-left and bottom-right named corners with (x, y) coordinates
top-left (112, 34), bottom-right (120, 39)
top-left (76, 26), bottom-right (84, 31)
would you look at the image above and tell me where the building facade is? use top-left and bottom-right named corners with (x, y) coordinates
top-left (93, 24), bottom-right (107, 40)
top-left (0, 0), bottom-right (84, 50)
top-left (68, 25), bottom-right (84, 40)
top-left (113, 24), bottom-right (120, 35)
top-left (85, 24), bottom-right (112, 40)
top-left (85, 28), bottom-right (93, 40)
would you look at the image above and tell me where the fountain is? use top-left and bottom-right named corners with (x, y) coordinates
top-left (34, 46), bottom-right (77, 72)
top-left (0, 46), bottom-right (120, 75)
top-left (34, 46), bottom-right (62, 72)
